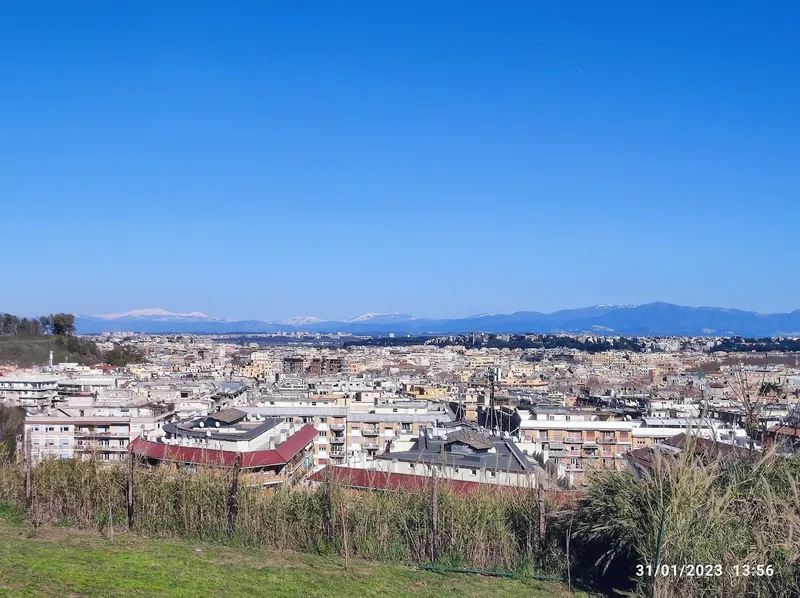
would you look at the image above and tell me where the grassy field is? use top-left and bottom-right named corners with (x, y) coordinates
top-left (0, 510), bottom-right (584, 598)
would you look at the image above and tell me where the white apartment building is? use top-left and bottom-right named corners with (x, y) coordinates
top-left (243, 398), bottom-right (455, 466)
top-left (0, 375), bottom-right (59, 412)
top-left (23, 405), bottom-right (175, 465)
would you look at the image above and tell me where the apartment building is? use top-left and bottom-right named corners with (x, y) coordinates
top-left (129, 408), bottom-right (317, 487)
top-left (57, 377), bottom-right (120, 398)
top-left (23, 405), bottom-right (175, 465)
top-left (0, 374), bottom-right (59, 412)
top-left (243, 398), bottom-right (455, 466)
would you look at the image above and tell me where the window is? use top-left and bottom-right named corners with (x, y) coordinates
top-left (490, 471), bottom-right (496, 478)
top-left (318, 431), bottom-right (327, 438)
top-left (320, 417), bottom-right (327, 424)
top-left (45, 426), bottom-right (55, 433)
top-left (637, 440), bottom-right (645, 446)
top-left (401, 423), bottom-right (412, 432)
top-left (60, 426), bottom-right (69, 432)
top-left (287, 417), bottom-right (294, 423)
top-left (32, 426), bottom-right (39, 432)
top-left (46, 438), bottom-right (55, 447)
top-left (471, 469), bottom-right (477, 476)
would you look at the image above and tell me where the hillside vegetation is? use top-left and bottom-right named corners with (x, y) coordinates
top-left (0, 335), bottom-right (103, 368)
top-left (0, 311), bottom-right (145, 368)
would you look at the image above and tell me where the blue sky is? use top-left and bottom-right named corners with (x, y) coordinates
top-left (1, 2), bottom-right (799, 320)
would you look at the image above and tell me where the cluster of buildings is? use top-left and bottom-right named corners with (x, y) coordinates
top-left (3, 333), bottom-right (800, 490)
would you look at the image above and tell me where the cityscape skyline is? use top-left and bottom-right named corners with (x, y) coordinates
top-left (2, 2), bottom-right (799, 319)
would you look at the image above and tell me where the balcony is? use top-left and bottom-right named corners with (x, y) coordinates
top-left (330, 424), bottom-right (346, 432)
top-left (330, 436), bottom-right (345, 445)
top-left (330, 450), bottom-right (345, 458)
top-left (598, 437), bottom-right (618, 444)
top-left (565, 437), bottom-right (583, 444)
top-left (361, 427), bottom-right (379, 437)
top-left (76, 443), bottom-right (128, 452)
top-left (363, 443), bottom-right (380, 451)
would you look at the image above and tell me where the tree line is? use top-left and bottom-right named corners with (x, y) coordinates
top-left (0, 313), bottom-right (76, 336)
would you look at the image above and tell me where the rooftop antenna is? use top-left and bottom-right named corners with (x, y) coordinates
top-left (485, 366), bottom-right (497, 435)
top-left (49, 350), bottom-right (53, 370)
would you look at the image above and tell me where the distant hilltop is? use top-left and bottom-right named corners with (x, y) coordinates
top-left (74, 303), bottom-right (800, 337)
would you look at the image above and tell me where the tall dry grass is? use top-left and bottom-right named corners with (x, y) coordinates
top-left (569, 440), bottom-right (800, 597)
top-left (0, 457), bottom-right (562, 572)
top-left (5, 441), bottom-right (795, 596)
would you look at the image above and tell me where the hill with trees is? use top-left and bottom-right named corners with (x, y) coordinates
top-left (0, 312), bottom-right (143, 368)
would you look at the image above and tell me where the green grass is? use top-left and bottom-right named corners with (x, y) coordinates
top-left (0, 516), bottom-right (586, 598)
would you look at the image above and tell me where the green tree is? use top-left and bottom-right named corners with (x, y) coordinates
top-left (51, 313), bottom-right (76, 336)
top-left (1, 314), bottom-right (20, 335)
top-left (39, 315), bottom-right (53, 334)
top-left (105, 345), bottom-right (146, 367)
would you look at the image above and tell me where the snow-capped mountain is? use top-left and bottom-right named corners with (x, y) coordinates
top-left (348, 313), bottom-right (418, 323)
top-left (72, 303), bottom-right (800, 336)
top-left (89, 308), bottom-right (225, 322)
top-left (279, 316), bottom-right (325, 326)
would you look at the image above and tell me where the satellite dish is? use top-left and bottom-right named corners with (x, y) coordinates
top-left (206, 430), bottom-right (211, 437)
top-left (215, 421), bottom-right (220, 428)
top-left (199, 422), bottom-right (205, 428)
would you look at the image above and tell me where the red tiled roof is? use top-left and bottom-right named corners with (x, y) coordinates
top-left (309, 467), bottom-right (582, 501)
top-left (128, 424), bottom-right (317, 468)
top-left (310, 466), bottom-right (485, 495)
top-left (769, 425), bottom-right (800, 438)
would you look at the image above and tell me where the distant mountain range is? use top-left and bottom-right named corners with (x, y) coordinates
top-left (73, 304), bottom-right (800, 337)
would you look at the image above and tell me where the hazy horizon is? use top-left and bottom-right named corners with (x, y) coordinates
top-left (1, 301), bottom-right (795, 323)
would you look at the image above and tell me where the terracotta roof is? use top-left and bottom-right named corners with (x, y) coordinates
top-left (769, 425), bottom-right (800, 438)
top-left (128, 424), bottom-right (317, 468)
top-left (311, 467), bottom-right (582, 502)
top-left (310, 466), bottom-right (525, 497)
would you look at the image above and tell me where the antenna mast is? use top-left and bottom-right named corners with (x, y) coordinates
top-left (486, 366), bottom-right (497, 435)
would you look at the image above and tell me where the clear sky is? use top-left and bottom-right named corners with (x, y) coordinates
top-left (1, 2), bottom-right (799, 321)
